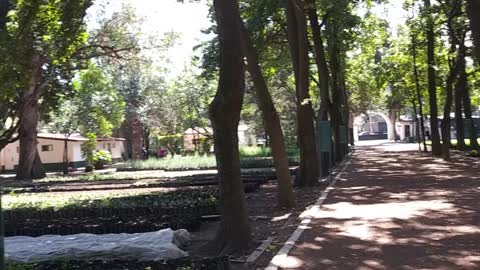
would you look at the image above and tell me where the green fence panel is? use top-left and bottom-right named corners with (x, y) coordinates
top-left (319, 121), bottom-right (332, 152)
top-left (340, 125), bottom-right (348, 144)
top-left (464, 119), bottom-right (473, 137)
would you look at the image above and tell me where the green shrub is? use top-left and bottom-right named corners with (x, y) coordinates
top-left (469, 149), bottom-right (479, 157)
top-left (239, 146), bottom-right (272, 158)
top-left (92, 150), bottom-right (112, 169)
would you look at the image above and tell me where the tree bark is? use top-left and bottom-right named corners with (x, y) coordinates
top-left (209, 0), bottom-right (251, 254)
top-left (285, 0), bottom-right (319, 186)
top-left (306, 1), bottom-right (333, 177)
top-left (144, 126), bottom-right (150, 152)
top-left (327, 25), bottom-right (348, 161)
top-left (424, 0), bottom-right (442, 156)
top-left (16, 56), bottom-right (46, 180)
top-left (458, 33), bottom-right (478, 150)
top-left (0, 0), bottom-right (8, 32)
top-left (467, 0), bottom-right (480, 64)
top-left (462, 77), bottom-right (479, 150)
top-left (410, 98), bottom-right (422, 151)
top-left (63, 137), bottom-right (69, 175)
top-left (412, 32), bottom-right (428, 152)
top-left (440, 62), bottom-right (458, 161)
top-left (454, 74), bottom-right (466, 151)
top-left (240, 24), bottom-right (295, 208)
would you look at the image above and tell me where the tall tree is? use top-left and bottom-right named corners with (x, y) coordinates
top-left (0, 0), bottom-right (94, 180)
top-left (0, 1), bottom-right (8, 266)
top-left (46, 64), bottom-right (125, 172)
top-left (466, 0), bottom-right (480, 64)
top-left (463, 78), bottom-right (479, 150)
top-left (285, 0), bottom-right (319, 186)
top-left (412, 30), bottom-right (428, 152)
top-left (424, 0), bottom-right (442, 156)
top-left (209, 0), bottom-right (251, 253)
top-left (306, 0), bottom-right (333, 176)
top-left (325, 0), bottom-right (357, 162)
top-left (240, 24), bottom-right (295, 207)
top-left (440, 0), bottom-right (465, 160)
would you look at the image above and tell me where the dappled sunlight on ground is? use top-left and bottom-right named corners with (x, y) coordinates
top-left (282, 142), bottom-right (480, 270)
top-left (315, 200), bottom-right (454, 220)
top-left (270, 254), bottom-right (304, 268)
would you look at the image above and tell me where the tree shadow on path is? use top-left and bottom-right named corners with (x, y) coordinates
top-left (283, 144), bottom-right (480, 270)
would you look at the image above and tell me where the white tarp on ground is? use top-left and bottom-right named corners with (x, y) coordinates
top-left (5, 229), bottom-right (190, 263)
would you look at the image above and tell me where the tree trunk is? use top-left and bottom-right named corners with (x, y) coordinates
top-left (16, 96), bottom-right (46, 180)
top-left (16, 56), bottom-right (46, 180)
top-left (209, 0), bottom-right (251, 254)
top-left (458, 36), bottom-right (480, 150)
top-left (467, 0), bottom-right (480, 64)
top-left (166, 144), bottom-right (175, 158)
top-left (441, 64), bottom-right (457, 160)
top-left (285, 0), bottom-right (319, 186)
top-left (327, 30), bottom-right (348, 161)
top-left (411, 98), bottom-right (422, 151)
top-left (389, 110), bottom-right (398, 141)
top-left (0, 1), bottom-right (7, 259)
top-left (240, 24), bottom-right (295, 208)
top-left (339, 72), bottom-right (350, 154)
top-left (454, 74), bottom-right (466, 151)
top-left (306, 1), bottom-right (333, 177)
top-left (0, 0), bottom-right (8, 31)
top-left (462, 77), bottom-right (479, 150)
top-left (63, 137), bottom-right (69, 175)
top-left (144, 126), bottom-right (150, 152)
top-left (424, 0), bottom-right (441, 156)
top-left (121, 113), bottom-right (144, 159)
top-left (412, 32), bottom-right (428, 152)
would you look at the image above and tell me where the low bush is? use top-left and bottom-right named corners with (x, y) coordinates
top-left (92, 150), bottom-right (112, 170)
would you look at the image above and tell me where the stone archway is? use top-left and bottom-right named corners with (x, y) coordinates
top-left (353, 111), bottom-right (394, 141)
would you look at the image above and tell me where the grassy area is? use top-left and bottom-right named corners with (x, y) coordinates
top-left (118, 146), bottom-right (300, 171)
top-left (118, 155), bottom-right (300, 171)
top-left (239, 146), bottom-right (299, 158)
top-left (122, 155), bottom-right (216, 170)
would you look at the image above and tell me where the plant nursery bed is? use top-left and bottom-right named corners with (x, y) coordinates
top-left (6, 257), bottom-right (232, 270)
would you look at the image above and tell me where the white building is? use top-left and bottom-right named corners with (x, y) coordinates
top-left (183, 124), bottom-right (256, 152)
top-left (0, 133), bottom-right (125, 172)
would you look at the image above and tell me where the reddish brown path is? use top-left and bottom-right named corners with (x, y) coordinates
top-left (281, 141), bottom-right (480, 270)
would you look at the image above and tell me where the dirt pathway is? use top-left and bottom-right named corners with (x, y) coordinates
top-left (276, 142), bottom-right (480, 270)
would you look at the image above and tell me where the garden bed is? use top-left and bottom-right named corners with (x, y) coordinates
top-left (7, 257), bottom-right (232, 270)
top-left (3, 176), bottom-right (268, 194)
top-left (4, 189), bottom-right (219, 237)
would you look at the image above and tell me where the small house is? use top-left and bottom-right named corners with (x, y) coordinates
top-left (96, 137), bottom-right (125, 162)
top-left (0, 133), bottom-right (125, 172)
top-left (183, 124), bottom-right (255, 152)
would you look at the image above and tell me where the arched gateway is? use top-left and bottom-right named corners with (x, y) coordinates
top-left (353, 111), bottom-right (395, 141)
